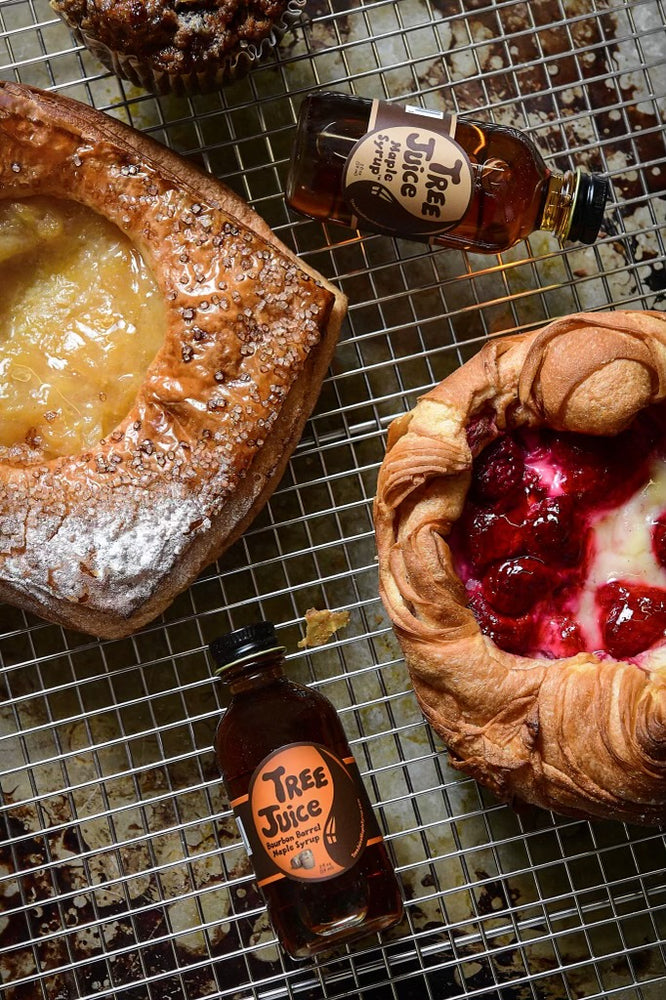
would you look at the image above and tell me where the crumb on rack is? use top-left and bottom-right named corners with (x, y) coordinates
top-left (297, 608), bottom-right (350, 648)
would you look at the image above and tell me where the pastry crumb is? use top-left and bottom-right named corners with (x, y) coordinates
top-left (297, 608), bottom-right (350, 648)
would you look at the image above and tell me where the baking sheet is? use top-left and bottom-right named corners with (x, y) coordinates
top-left (0, 1), bottom-right (665, 998)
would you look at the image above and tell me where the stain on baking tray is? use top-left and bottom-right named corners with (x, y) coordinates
top-left (0, 678), bottom-right (286, 999)
top-left (427, 0), bottom-right (666, 176)
top-left (292, 0), bottom-right (665, 317)
top-left (0, 781), bottom-right (288, 999)
top-left (303, 0), bottom-right (356, 38)
top-left (0, 681), bottom-right (599, 1000)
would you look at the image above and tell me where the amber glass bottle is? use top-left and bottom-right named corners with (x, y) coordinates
top-left (211, 621), bottom-right (404, 960)
top-left (286, 91), bottom-right (610, 253)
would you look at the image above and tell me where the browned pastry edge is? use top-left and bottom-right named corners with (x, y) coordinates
top-left (374, 310), bottom-right (666, 826)
top-left (0, 81), bottom-right (347, 638)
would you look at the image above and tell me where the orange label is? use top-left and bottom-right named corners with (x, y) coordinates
top-left (233, 743), bottom-right (380, 886)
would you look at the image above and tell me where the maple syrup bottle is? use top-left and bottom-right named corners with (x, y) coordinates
top-left (211, 621), bottom-right (404, 960)
top-left (286, 91), bottom-right (610, 253)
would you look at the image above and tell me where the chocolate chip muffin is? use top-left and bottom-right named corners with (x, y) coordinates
top-left (51, 0), bottom-right (307, 94)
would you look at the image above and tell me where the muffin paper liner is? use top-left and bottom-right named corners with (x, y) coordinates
top-left (56, 0), bottom-right (307, 95)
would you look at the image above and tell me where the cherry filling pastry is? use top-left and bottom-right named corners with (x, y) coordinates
top-left (450, 404), bottom-right (666, 663)
top-left (375, 311), bottom-right (666, 825)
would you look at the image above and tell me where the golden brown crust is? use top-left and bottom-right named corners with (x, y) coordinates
top-left (374, 310), bottom-right (666, 825)
top-left (0, 81), bottom-right (346, 638)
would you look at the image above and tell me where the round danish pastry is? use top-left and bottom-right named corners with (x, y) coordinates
top-left (0, 82), bottom-right (346, 638)
top-left (374, 310), bottom-right (666, 825)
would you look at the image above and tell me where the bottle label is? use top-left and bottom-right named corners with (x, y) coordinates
top-left (343, 99), bottom-right (473, 237)
top-left (231, 742), bottom-right (383, 886)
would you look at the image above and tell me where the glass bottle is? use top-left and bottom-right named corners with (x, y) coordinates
top-left (286, 91), bottom-right (610, 253)
top-left (210, 621), bottom-right (404, 960)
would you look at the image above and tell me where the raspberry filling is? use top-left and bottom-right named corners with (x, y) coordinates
top-left (448, 404), bottom-right (666, 663)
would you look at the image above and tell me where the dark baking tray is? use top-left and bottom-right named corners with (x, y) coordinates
top-left (0, 1), bottom-right (664, 997)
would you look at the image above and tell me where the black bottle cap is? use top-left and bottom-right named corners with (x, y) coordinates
top-left (209, 621), bottom-right (284, 675)
top-left (566, 171), bottom-right (610, 244)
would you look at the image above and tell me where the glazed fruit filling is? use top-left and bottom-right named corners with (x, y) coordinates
top-left (0, 197), bottom-right (165, 462)
top-left (448, 403), bottom-right (666, 663)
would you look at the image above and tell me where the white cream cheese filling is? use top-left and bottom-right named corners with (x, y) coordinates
top-left (573, 458), bottom-right (666, 666)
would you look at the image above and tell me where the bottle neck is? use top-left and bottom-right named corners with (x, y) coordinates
top-left (219, 649), bottom-right (286, 695)
top-left (539, 169), bottom-right (579, 241)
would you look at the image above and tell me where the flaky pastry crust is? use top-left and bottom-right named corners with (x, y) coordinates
top-left (0, 81), bottom-right (346, 638)
top-left (375, 310), bottom-right (666, 825)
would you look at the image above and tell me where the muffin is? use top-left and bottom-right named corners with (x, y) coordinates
top-left (50, 0), bottom-right (307, 95)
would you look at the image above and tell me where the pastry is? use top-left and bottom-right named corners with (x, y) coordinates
top-left (374, 310), bottom-right (666, 825)
top-left (50, 0), bottom-right (307, 95)
top-left (0, 81), bottom-right (346, 638)
top-left (297, 607), bottom-right (350, 648)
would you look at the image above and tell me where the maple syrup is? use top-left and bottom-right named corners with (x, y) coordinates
top-left (211, 621), bottom-right (404, 959)
top-left (286, 92), bottom-right (609, 253)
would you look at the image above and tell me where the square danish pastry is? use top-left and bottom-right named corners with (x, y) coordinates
top-left (0, 82), bottom-right (346, 638)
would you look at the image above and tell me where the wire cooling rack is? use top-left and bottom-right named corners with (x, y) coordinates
top-left (0, 1), bottom-right (665, 998)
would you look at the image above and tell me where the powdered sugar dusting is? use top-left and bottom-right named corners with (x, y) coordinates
top-left (3, 484), bottom-right (210, 615)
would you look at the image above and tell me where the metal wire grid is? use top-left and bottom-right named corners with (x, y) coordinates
top-left (0, 0), bottom-right (664, 998)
